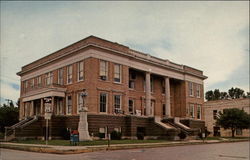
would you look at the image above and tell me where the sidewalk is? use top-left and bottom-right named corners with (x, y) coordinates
top-left (0, 139), bottom-right (248, 154)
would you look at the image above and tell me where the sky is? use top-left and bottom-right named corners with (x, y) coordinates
top-left (0, 1), bottom-right (249, 104)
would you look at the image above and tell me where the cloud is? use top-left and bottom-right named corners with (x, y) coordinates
top-left (0, 1), bottom-right (249, 104)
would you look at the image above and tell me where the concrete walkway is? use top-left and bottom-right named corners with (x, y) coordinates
top-left (0, 139), bottom-right (248, 154)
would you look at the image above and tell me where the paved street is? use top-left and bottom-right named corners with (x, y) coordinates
top-left (0, 142), bottom-right (249, 160)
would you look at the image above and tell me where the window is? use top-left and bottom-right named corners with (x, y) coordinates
top-left (100, 93), bottom-right (107, 113)
top-left (37, 76), bottom-right (42, 87)
top-left (189, 82), bottom-right (193, 96)
top-left (30, 79), bottom-right (34, 88)
top-left (128, 99), bottom-right (134, 114)
top-left (162, 104), bottom-right (166, 116)
top-left (114, 95), bottom-right (121, 113)
top-left (162, 80), bottom-right (165, 94)
top-left (189, 104), bottom-right (194, 118)
top-left (58, 68), bottom-right (64, 85)
top-left (150, 77), bottom-right (154, 92)
top-left (196, 84), bottom-right (201, 98)
top-left (24, 80), bottom-right (28, 90)
top-left (236, 129), bottom-right (242, 135)
top-left (66, 96), bottom-right (72, 115)
top-left (114, 64), bottom-right (121, 83)
top-left (56, 98), bottom-right (63, 115)
top-left (45, 72), bottom-right (53, 85)
top-left (100, 60), bottom-right (108, 80)
top-left (67, 65), bottom-right (72, 84)
top-left (213, 110), bottom-right (218, 120)
top-left (77, 92), bottom-right (83, 114)
top-left (77, 61), bottom-right (84, 81)
top-left (197, 104), bottom-right (201, 119)
top-left (129, 72), bottom-right (136, 89)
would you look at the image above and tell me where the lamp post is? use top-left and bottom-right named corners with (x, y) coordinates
top-left (78, 89), bottom-right (92, 141)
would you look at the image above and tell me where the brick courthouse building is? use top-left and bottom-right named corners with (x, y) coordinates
top-left (12, 36), bottom-right (207, 140)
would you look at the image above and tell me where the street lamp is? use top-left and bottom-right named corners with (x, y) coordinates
top-left (78, 89), bottom-right (92, 141)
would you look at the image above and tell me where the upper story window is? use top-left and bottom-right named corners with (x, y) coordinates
top-left (77, 92), bottom-right (83, 114)
top-left (196, 84), bottom-right (201, 98)
top-left (24, 80), bottom-right (28, 90)
top-left (58, 68), bottom-right (64, 85)
top-left (100, 60), bottom-right (108, 81)
top-left (128, 99), bottom-right (134, 114)
top-left (197, 104), bottom-right (201, 119)
top-left (189, 104), bottom-right (194, 118)
top-left (129, 72), bottom-right (136, 89)
top-left (45, 72), bottom-right (53, 85)
top-left (66, 96), bottom-right (72, 115)
top-left (161, 79), bottom-right (165, 94)
top-left (37, 76), bottom-right (42, 87)
top-left (77, 61), bottom-right (84, 81)
top-left (67, 65), bottom-right (73, 84)
top-left (189, 82), bottom-right (193, 96)
top-left (30, 79), bottom-right (34, 88)
top-left (150, 77), bottom-right (154, 93)
top-left (114, 64), bottom-right (121, 83)
top-left (100, 93), bottom-right (107, 113)
top-left (114, 95), bottom-right (121, 113)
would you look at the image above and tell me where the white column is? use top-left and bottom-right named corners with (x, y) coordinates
top-left (145, 72), bottom-right (151, 116)
top-left (165, 77), bottom-right (171, 117)
top-left (30, 101), bottom-right (34, 117)
top-left (40, 99), bottom-right (44, 115)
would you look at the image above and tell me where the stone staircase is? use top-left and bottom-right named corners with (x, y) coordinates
top-left (4, 116), bottom-right (38, 141)
top-left (161, 117), bottom-right (201, 139)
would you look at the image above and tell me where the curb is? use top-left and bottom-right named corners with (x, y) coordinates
top-left (1, 139), bottom-right (249, 154)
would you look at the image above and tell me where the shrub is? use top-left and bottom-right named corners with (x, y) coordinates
top-left (60, 128), bottom-right (70, 140)
top-left (136, 132), bottom-right (144, 140)
top-left (178, 131), bottom-right (187, 140)
top-left (98, 133), bottom-right (105, 139)
top-left (111, 131), bottom-right (122, 140)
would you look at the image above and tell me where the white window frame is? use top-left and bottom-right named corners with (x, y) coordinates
top-left (77, 61), bottom-right (84, 81)
top-left (114, 64), bottom-right (121, 83)
top-left (150, 77), bottom-right (154, 93)
top-left (100, 93), bottom-right (107, 113)
top-left (45, 72), bottom-right (53, 85)
top-left (189, 104), bottom-right (194, 118)
top-left (128, 99), bottom-right (134, 114)
top-left (56, 98), bottom-right (63, 115)
top-left (114, 95), bottom-right (122, 113)
top-left (58, 68), bottom-right (64, 85)
top-left (37, 76), bottom-right (42, 87)
top-left (189, 82), bottom-right (194, 96)
top-left (196, 84), bottom-right (201, 98)
top-left (66, 96), bottom-right (72, 115)
top-left (197, 104), bottom-right (201, 119)
top-left (30, 79), bottom-right (34, 88)
top-left (77, 92), bottom-right (83, 114)
top-left (67, 65), bottom-right (73, 84)
top-left (100, 60), bottom-right (108, 80)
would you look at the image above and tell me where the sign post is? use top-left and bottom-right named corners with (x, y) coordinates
top-left (44, 97), bottom-right (52, 145)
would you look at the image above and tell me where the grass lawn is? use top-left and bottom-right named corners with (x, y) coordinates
top-left (13, 139), bottom-right (170, 146)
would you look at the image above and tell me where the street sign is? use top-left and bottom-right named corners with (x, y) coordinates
top-left (45, 112), bottom-right (52, 120)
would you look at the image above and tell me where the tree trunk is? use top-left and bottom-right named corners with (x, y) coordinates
top-left (231, 129), bottom-right (235, 138)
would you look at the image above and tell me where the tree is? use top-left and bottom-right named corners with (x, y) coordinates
top-left (216, 108), bottom-right (250, 137)
top-left (228, 87), bottom-right (245, 99)
top-left (0, 102), bottom-right (19, 133)
top-left (220, 92), bottom-right (228, 99)
top-left (213, 89), bottom-right (221, 100)
top-left (205, 90), bottom-right (214, 101)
